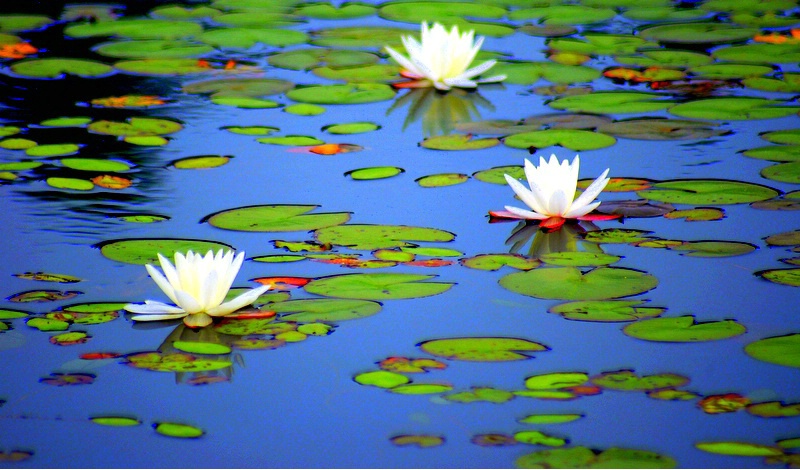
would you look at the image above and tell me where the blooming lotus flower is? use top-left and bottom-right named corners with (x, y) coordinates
top-left (124, 250), bottom-right (270, 328)
top-left (384, 22), bottom-right (505, 91)
top-left (492, 155), bottom-right (615, 231)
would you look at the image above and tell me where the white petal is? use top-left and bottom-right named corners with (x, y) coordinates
top-left (567, 169), bottom-right (610, 215)
top-left (564, 200), bottom-right (602, 219)
top-left (386, 45), bottom-right (422, 77)
top-left (125, 300), bottom-right (186, 315)
top-left (206, 284), bottom-right (270, 317)
top-left (459, 59), bottom-right (497, 80)
top-left (174, 289), bottom-right (203, 314)
top-left (130, 313), bottom-right (189, 322)
top-left (145, 263), bottom-right (179, 305)
top-left (474, 74), bottom-right (506, 84)
top-left (504, 205), bottom-right (548, 220)
top-left (157, 253), bottom-right (180, 289)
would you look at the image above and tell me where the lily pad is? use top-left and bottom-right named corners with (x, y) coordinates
top-left (65, 19), bottom-right (203, 39)
top-left (295, 3), bottom-right (376, 19)
top-left (46, 177), bottom-right (93, 191)
top-left (509, 5), bottom-right (615, 25)
top-left (745, 334), bottom-right (800, 368)
top-left (114, 58), bottom-right (214, 75)
top-left (204, 204), bottom-right (351, 232)
top-left (11, 58), bottom-right (114, 79)
top-left (314, 224), bottom-right (455, 250)
top-left (596, 118), bottom-right (727, 140)
top-left (504, 129), bottom-right (616, 151)
top-left (444, 387), bottom-right (514, 404)
top-left (539, 252), bottom-right (621, 267)
top-left (256, 136), bottom-right (324, 146)
top-left (695, 442), bottom-right (783, 457)
top-left (421, 134), bottom-right (500, 150)
top-left (762, 161), bottom-right (800, 184)
top-left (669, 97), bottom-right (800, 120)
top-left (172, 155), bottom-right (230, 169)
top-left (26, 144), bottom-right (80, 158)
top-left (591, 370), bottom-right (689, 391)
top-left (310, 26), bottom-right (417, 48)
top-left (688, 63), bottom-right (773, 80)
top-left (623, 315), bottom-right (746, 342)
top-left (490, 61), bottom-right (601, 85)
top-left (547, 34), bottom-right (658, 55)
top-left (637, 180), bottom-right (779, 204)
top-left (88, 117), bottom-right (182, 137)
top-left (269, 48), bottom-right (379, 70)
top-left (287, 84), bottom-right (395, 105)
top-left (756, 268), bottom-right (800, 287)
top-left (172, 341), bottom-right (231, 355)
top-left (94, 40), bottom-right (214, 59)
top-left (500, 267), bottom-right (658, 300)
top-left (460, 254), bottom-right (540, 271)
top-left (153, 422), bottom-right (204, 439)
top-left (668, 241), bottom-right (757, 257)
top-left (713, 44), bottom-right (800, 64)
top-left (473, 165), bottom-right (524, 184)
top-left (547, 92), bottom-right (673, 114)
top-left (514, 431), bottom-right (567, 447)
top-left (419, 337), bottom-right (549, 362)
top-left (550, 299), bottom-right (665, 322)
top-left (60, 158), bottom-right (131, 172)
top-left (198, 28), bottom-right (308, 48)
top-left (639, 22), bottom-right (758, 45)
top-left (416, 173), bottom-right (469, 188)
top-left (304, 273), bottom-right (453, 300)
top-left (323, 122), bottom-right (379, 134)
top-left (516, 446), bottom-right (677, 469)
top-left (313, 64), bottom-right (400, 83)
top-left (183, 78), bottom-right (293, 97)
top-left (345, 167), bottom-right (404, 180)
top-left (354, 370), bottom-right (410, 388)
top-left (269, 299), bottom-right (382, 322)
top-left (95, 238), bottom-right (233, 265)
top-left (90, 416), bottom-right (142, 427)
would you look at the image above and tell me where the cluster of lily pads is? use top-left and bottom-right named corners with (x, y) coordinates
top-left (1, 0), bottom-right (800, 467)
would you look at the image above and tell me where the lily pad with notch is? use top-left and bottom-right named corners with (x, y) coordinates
top-left (10, 58), bottom-right (114, 79)
top-left (503, 129), bottom-right (616, 151)
top-left (204, 204), bottom-right (351, 232)
top-left (500, 266), bottom-right (658, 300)
top-left (304, 273), bottom-right (454, 300)
top-left (95, 238), bottom-right (233, 265)
top-left (623, 315), bottom-right (746, 342)
top-left (313, 224), bottom-right (455, 250)
top-left (419, 337), bottom-right (549, 362)
top-left (637, 179), bottom-right (779, 205)
top-left (549, 299), bottom-right (665, 322)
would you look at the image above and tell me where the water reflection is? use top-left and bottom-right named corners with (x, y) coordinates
top-left (504, 220), bottom-right (604, 258)
top-left (387, 87), bottom-right (495, 136)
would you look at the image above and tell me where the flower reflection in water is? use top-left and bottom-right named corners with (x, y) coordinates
top-left (388, 87), bottom-right (495, 137)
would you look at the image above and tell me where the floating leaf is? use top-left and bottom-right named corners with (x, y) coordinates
top-left (96, 238), bottom-right (232, 265)
top-left (519, 414), bottom-right (583, 424)
top-left (65, 19), bottom-right (202, 39)
top-left (504, 129), bottom-right (616, 151)
top-left (695, 442), bottom-right (783, 457)
top-left (0, 308), bottom-right (29, 319)
top-left (114, 58), bottom-right (213, 75)
top-left (637, 180), bottom-right (779, 204)
top-left (745, 334), bottom-right (800, 368)
top-left (345, 166), bottom-right (404, 180)
top-left (591, 370), bottom-right (689, 391)
top-left (669, 241), bottom-right (756, 257)
top-left (623, 316), bottom-right (746, 342)
top-left (744, 145), bottom-right (800, 162)
top-left (40, 116), bottom-right (92, 127)
top-left (173, 341), bottom-right (231, 355)
top-left (313, 64), bottom-right (400, 83)
top-left (0, 138), bottom-right (37, 150)
top-left (390, 435), bottom-right (445, 448)
top-left (126, 352), bottom-right (231, 372)
top-left (26, 317), bottom-right (69, 331)
top-left (762, 161), bottom-right (800, 184)
top-left (460, 254), bottom-right (540, 271)
top-left (547, 34), bottom-right (658, 55)
top-left (514, 431), bottom-right (567, 447)
top-left (287, 84), bottom-right (395, 105)
top-left (314, 224), bottom-right (454, 250)
top-left (548, 92), bottom-right (673, 114)
top-left (747, 401), bottom-right (800, 418)
top-left (13, 272), bottom-right (81, 283)
top-left (524, 372), bottom-right (589, 389)
top-left (311, 26), bottom-right (416, 48)
top-left (211, 97), bottom-right (279, 109)
top-left (379, 357), bottom-right (446, 373)
top-left (354, 370), bottom-right (409, 388)
top-left (90, 416), bottom-right (142, 427)
top-left (583, 229), bottom-right (654, 244)
top-left (596, 118), bottom-right (727, 141)
top-left (295, 3), bottom-right (376, 19)
top-left (323, 122), bottom-right (379, 134)
top-left (204, 204), bottom-right (350, 232)
top-left (500, 267), bottom-right (658, 300)
top-left (270, 299), bottom-right (381, 322)
top-left (713, 43), bottom-right (800, 64)
top-left (538, 252), bottom-right (620, 267)
top-left (153, 422), bottom-right (204, 439)
top-left (639, 23), bottom-right (758, 45)
top-left (670, 98), bottom-right (800, 120)
top-left (257, 136), bottom-right (324, 146)
top-left (419, 337), bottom-right (549, 362)
top-left (756, 268), bottom-right (800, 287)
top-left (88, 117), bottom-right (182, 137)
top-left (421, 134), bottom-right (500, 150)
top-left (172, 155), bottom-right (230, 169)
top-left (94, 40), bottom-right (214, 59)
top-left (516, 446), bottom-right (677, 469)
top-left (60, 158), bottom-right (131, 172)
top-left (689, 63), bottom-right (773, 80)
top-left (664, 208), bottom-right (725, 222)
top-left (284, 104), bottom-right (326, 116)
top-left (473, 165), bottom-right (524, 184)
top-left (444, 387), bottom-right (515, 404)
top-left (304, 273), bottom-right (453, 300)
top-left (49, 331), bottom-right (89, 346)
top-left (549, 300), bottom-right (665, 322)
top-left (416, 173), bottom-right (469, 188)
top-left (389, 383), bottom-right (453, 394)
top-left (10, 58), bottom-right (113, 79)
top-left (490, 61), bottom-right (601, 85)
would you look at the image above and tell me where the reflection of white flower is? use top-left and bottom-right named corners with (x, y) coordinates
top-left (501, 155), bottom-right (610, 230)
top-left (124, 250), bottom-right (269, 328)
top-left (385, 22), bottom-right (505, 91)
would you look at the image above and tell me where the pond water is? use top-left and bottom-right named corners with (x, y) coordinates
top-left (1, 0), bottom-right (799, 468)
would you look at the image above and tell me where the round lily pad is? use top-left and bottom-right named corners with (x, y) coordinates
top-left (172, 341), bottom-right (231, 355)
top-left (39, 117), bottom-right (92, 127)
top-left (60, 158), bottom-right (131, 172)
top-left (500, 267), bottom-right (658, 300)
top-left (421, 134), bottom-right (500, 150)
top-left (10, 58), bottom-right (114, 79)
top-left (153, 422), bottom-right (204, 439)
top-left (94, 40), bottom-right (214, 59)
top-left (596, 118), bottom-right (727, 140)
top-left (295, 3), bottom-right (376, 19)
top-left (114, 58), bottom-right (214, 75)
top-left (172, 155), bottom-right (230, 169)
top-left (695, 442), bottom-right (783, 457)
top-left (345, 166), bottom-right (404, 180)
top-left (95, 238), bottom-right (233, 265)
top-left (510, 5), bottom-right (615, 24)
top-left (416, 173), bottom-right (469, 188)
top-left (354, 370), bottom-right (410, 388)
top-left (268, 48), bottom-right (380, 71)
top-left (623, 316), bottom-right (746, 342)
top-left (204, 204), bottom-right (351, 232)
top-left (26, 144), bottom-right (80, 158)
top-left (323, 122), bottom-right (379, 134)
top-left (418, 337), bottom-right (549, 362)
top-left (549, 300), bottom-right (664, 322)
top-left (473, 165), bottom-right (524, 184)
top-left (591, 370), bottom-right (688, 391)
top-left (304, 273), bottom-right (453, 300)
top-left (284, 104), bottom-right (326, 116)
top-left (198, 28), bottom-right (308, 48)
top-left (256, 136), bottom-right (324, 146)
top-left (183, 78), bottom-right (294, 97)
top-left (210, 97), bottom-right (280, 109)
top-left (548, 92), bottom-right (673, 114)
top-left (547, 34), bottom-right (658, 55)
top-left (88, 117), bottom-right (183, 137)
top-left (669, 97), bottom-right (800, 120)
top-left (270, 299), bottom-right (382, 322)
top-left (712, 44), bottom-right (800, 64)
top-left (46, 177), bottom-right (93, 191)
top-left (504, 129), bottom-right (616, 151)
top-left (744, 333), bottom-right (800, 368)
top-left (638, 22), bottom-right (758, 45)
top-left (688, 63), bottom-right (773, 80)
top-left (312, 64), bottom-right (400, 83)
top-left (637, 180), bottom-right (779, 204)
top-left (90, 416), bottom-right (142, 427)
top-left (669, 241), bottom-right (757, 257)
top-left (516, 446), bottom-right (677, 468)
top-left (313, 224), bottom-right (455, 250)
top-left (762, 161), bottom-right (800, 184)
top-left (287, 84), bottom-right (395, 105)
top-left (539, 252), bottom-right (621, 266)
top-left (756, 268), bottom-right (800, 287)
top-left (0, 14), bottom-right (54, 32)
top-left (65, 19), bottom-right (203, 39)
top-left (490, 61), bottom-right (601, 85)
top-left (310, 26), bottom-right (417, 48)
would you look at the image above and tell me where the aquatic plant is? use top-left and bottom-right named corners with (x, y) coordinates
top-left (124, 250), bottom-right (269, 328)
top-left (384, 21), bottom-right (505, 90)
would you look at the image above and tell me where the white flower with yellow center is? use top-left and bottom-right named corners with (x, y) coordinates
top-left (124, 250), bottom-right (270, 328)
top-left (385, 21), bottom-right (505, 91)
top-left (499, 155), bottom-right (611, 231)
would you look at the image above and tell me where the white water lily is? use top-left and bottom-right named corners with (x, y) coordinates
top-left (502, 155), bottom-right (611, 230)
top-left (384, 21), bottom-right (505, 91)
top-left (124, 250), bottom-right (270, 328)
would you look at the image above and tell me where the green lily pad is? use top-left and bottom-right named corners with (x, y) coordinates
top-left (172, 341), bottom-right (231, 355)
top-left (510, 5), bottom-right (615, 24)
top-left (256, 136), bottom-right (324, 146)
top-left (172, 155), bottom-right (230, 169)
top-left (747, 401), bottom-right (800, 418)
top-left (268, 48), bottom-right (380, 71)
top-left (88, 117), bottom-right (182, 137)
top-left (460, 254), bottom-right (540, 271)
top-left (94, 40), bottom-right (214, 59)
top-left (204, 204), bottom-right (350, 232)
top-left (26, 317), bottom-right (69, 331)
top-left (313, 224), bottom-right (455, 250)
top-left (519, 414), bottom-right (583, 424)
top-left (95, 238), bottom-right (233, 265)
top-left (623, 315), bottom-right (746, 342)
top-left (516, 446), bottom-right (677, 469)
top-left (114, 58), bottom-right (214, 75)
top-left (0, 126), bottom-right (21, 137)
top-left (323, 122), bottom-right (379, 134)
top-left (198, 28), bottom-right (308, 48)
top-left (504, 129), bottom-right (616, 151)
top-left (583, 229), bottom-right (654, 244)
top-left (26, 144), bottom-right (80, 158)
top-left (222, 126), bottom-right (279, 136)
top-left (0, 138), bottom-right (37, 150)
top-left (745, 334), bottom-right (800, 368)
top-left (39, 117), bottom-right (92, 127)
top-left (637, 179), bottom-right (779, 204)
top-left (416, 173), bottom-right (470, 188)
top-left (514, 431), bottom-right (567, 447)
top-left (65, 19), bottom-right (203, 39)
top-left (345, 166), bottom-right (404, 180)
top-left (524, 372), bottom-right (589, 389)
top-left (90, 416), bottom-right (142, 427)
top-left (0, 14), bottom-right (54, 32)
top-left (153, 422), bottom-right (204, 439)
top-left (550, 300), bottom-right (664, 322)
top-left (765, 230), bottom-right (800, 246)
top-left (310, 26), bottom-right (417, 48)
top-left (0, 309), bottom-right (29, 319)
top-left (304, 273), bottom-right (453, 300)
top-left (269, 299), bottom-right (381, 322)
top-left (149, 5), bottom-right (223, 19)
top-left (0, 161), bottom-right (41, 171)
top-left (287, 84), bottom-right (395, 105)
top-left (669, 97), bottom-right (800, 120)
top-left (591, 370), bottom-right (689, 391)
top-left (183, 78), bottom-right (294, 97)
top-left (354, 370), bottom-right (410, 388)
top-left (762, 161), bottom-right (800, 183)
top-left (295, 3), bottom-right (376, 19)
top-left (669, 241), bottom-right (757, 257)
top-left (379, 2), bottom-right (505, 23)
top-left (313, 64), bottom-right (400, 83)
top-left (60, 158), bottom-right (131, 172)
top-left (389, 383), bottom-right (454, 394)
top-left (616, 50), bottom-right (712, 68)
top-left (639, 22), bottom-right (758, 45)
top-left (284, 104), bottom-right (326, 116)
top-left (713, 44), bottom-right (800, 64)
top-left (547, 34), bottom-right (658, 55)
top-left (11, 58), bottom-right (114, 79)
top-left (473, 165), bottom-right (524, 184)
top-left (46, 177), bottom-right (93, 191)
top-left (761, 129), bottom-right (800, 145)
top-left (548, 92), bottom-right (673, 114)
top-left (444, 387), bottom-right (515, 404)
top-left (688, 63), bottom-right (773, 80)
top-left (757, 268), bottom-right (800, 287)
top-left (490, 61), bottom-right (601, 85)
top-left (419, 337), bottom-right (549, 362)
top-left (695, 442), bottom-right (783, 457)
top-left (421, 134), bottom-right (500, 150)
top-left (596, 118), bottom-right (726, 140)
top-left (500, 267), bottom-right (658, 301)
top-left (127, 352), bottom-right (231, 372)
top-left (538, 252), bottom-right (621, 267)
top-left (210, 97), bottom-right (280, 109)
